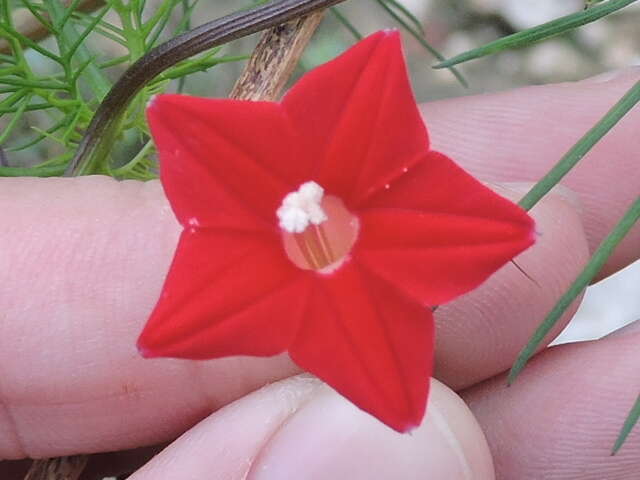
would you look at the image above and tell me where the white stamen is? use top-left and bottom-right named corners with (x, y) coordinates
top-left (187, 217), bottom-right (200, 227)
top-left (277, 181), bottom-right (328, 233)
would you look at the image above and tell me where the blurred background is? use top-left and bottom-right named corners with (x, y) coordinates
top-left (176, 0), bottom-right (640, 100)
top-left (2, 0), bottom-right (640, 342)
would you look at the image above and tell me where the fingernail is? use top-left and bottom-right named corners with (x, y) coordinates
top-left (578, 66), bottom-right (640, 84)
top-left (247, 380), bottom-right (494, 480)
top-left (604, 319), bottom-right (640, 338)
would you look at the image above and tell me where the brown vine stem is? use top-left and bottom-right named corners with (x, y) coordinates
top-left (64, 0), bottom-right (344, 176)
top-left (23, 6), bottom-right (326, 480)
top-left (0, 0), bottom-right (105, 55)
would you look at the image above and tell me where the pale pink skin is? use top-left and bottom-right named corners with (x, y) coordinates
top-left (1, 69), bottom-right (639, 479)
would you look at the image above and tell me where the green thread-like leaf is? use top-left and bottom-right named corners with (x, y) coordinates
top-left (0, 164), bottom-right (68, 177)
top-left (373, 0), bottom-right (468, 88)
top-left (613, 395), bottom-right (640, 454)
top-left (435, 0), bottom-right (638, 68)
top-left (0, 22), bottom-right (62, 63)
top-left (0, 93), bottom-right (31, 143)
top-left (509, 195), bottom-right (640, 384)
top-left (519, 80), bottom-right (640, 211)
top-left (331, 6), bottom-right (363, 40)
top-left (383, 0), bottom-right (424, 35)
top-left (66, 6), bottom-right (110, 61)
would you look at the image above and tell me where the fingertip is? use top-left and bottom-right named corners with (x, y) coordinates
top-left (434, 182), bottom-right (590, 389)
top-left (130, 377), bottom-right (494, 480)
top-left (249, 378), bottom-right (494, 480)
top-left (421, 70), bottom-right (640, 276)
top-left (463, 328), bottom-right (640, 478)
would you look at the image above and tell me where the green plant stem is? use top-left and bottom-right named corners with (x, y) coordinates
top-left (113, 0), bottom-right (147, 60)
top-left (331, 6), bottom-right (362, 40)
top-left (519, 80), bottom-right (640, 211)
top-left (509, 195), bottom-right (640, 384)
top-left (0, 164), bottom-right (67, 176)
top-left (435, 0), bottom-right (638, 68)
top-left (373, 0), bottom-right (468, 87)
top-left (613, 394), bottom-right (640, 454)
top-left (153, 54), bottom-right (248, 81)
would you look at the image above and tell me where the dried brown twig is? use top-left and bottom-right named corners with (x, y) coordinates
top-left (230, 10), bottom-right (325, 101)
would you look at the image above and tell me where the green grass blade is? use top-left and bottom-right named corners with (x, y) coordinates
top-left (519, 80), bottom-right (640, 211)
top-left (435, 0), bottom-right (638, 68)
top-left (153, 53), bottom-right (247, 81)
top-left (509, 195), bottom-right (640, 384)
top-left (613, 395), bottom-right (640, 454)
top-left (331, 6), bottom-right (362, 40)
top-left (374, 0), bottom-right (468, 88)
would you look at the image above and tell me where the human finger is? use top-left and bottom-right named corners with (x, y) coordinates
top-left (422, 67), bottom-right (640, 278)
top-left (0, 176), bottom-right (300, 460)
top-left (0, 132), bottom-right (584, 458)
top-left (3, 73), bottom-right (634, 458)
top-left (129, 376), bottom-right (494, 480)
top-left (461, 319), bottom-right (640, 479)
top-left (434, 183), bottom-right (589, 389)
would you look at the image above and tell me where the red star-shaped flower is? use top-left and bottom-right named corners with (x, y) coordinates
top-left (138, 31), bottom-right (535, 432)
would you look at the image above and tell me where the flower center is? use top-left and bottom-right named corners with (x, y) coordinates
top-left (277, 181), bottom-right (359, 273)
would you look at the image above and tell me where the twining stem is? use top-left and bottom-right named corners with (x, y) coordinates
top-left (64, 0), bottom-right (345, 176)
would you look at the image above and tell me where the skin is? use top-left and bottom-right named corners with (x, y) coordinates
top-left (0, 68), bottom-right (639, 479)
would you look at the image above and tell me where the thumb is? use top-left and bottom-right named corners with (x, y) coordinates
top-left (130, 376), bottom-right (495, 480)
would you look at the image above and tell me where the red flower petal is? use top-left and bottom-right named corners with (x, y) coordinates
top-left (148, 95), bottom-right (305, 231)
top-left (289, 262), bottom-right (433, 432)
top-left (282, 31), bottom-right (428, 207)
top-left (356, 151), bottom-right (535, 305)
top-left (138, 229), bottom-right (308, 359)
top-left (140, 31), bottom-right (537, 433)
